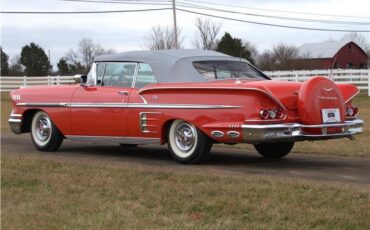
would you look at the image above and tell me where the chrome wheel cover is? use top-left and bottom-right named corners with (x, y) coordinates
top-left (171, 121), bottom-right (198, 158)
top-left (32, 112), bottom-right (52, 146)
top-left (35, 115), bottom-right (51, 141)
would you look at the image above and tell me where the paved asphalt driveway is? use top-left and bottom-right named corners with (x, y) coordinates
top-left (2, 132), bottom-right (369, 186)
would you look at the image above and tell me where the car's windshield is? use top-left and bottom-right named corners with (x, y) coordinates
top-left (192, 61), bottom-right (267, 81)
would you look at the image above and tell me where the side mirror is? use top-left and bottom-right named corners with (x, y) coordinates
top-left (74, 74), bottom-right (87, 84)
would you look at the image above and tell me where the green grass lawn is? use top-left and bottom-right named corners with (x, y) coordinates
top-left (2, 154), bottom-right (369, 230)
top-left (1, 92), bottom-right (369, 229)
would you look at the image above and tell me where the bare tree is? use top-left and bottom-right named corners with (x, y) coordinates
top-left (143, 25), bottom-right (183, 50)
top-left (65, 49), bottom-right (79, 65)
top-left (78, 38), bottom-right (96, 69)
top-left (257, 51), bottom-right (275, 71)
top-left (341, 32), bottom-right (370, 54)
top-left (272, 43), bottom-right (299, 70)
top-left (64, 38), bottom-right (115, 70)
top-left (193, 17), bottom-right (222, 50)
top-left (243, 41), bottom-right (259, 63)
top-left (257, 43), bottom-right (300, 71)
top-left (94, 44), bottom-right (115, 56)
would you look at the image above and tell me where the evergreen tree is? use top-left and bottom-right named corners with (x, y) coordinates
top-left (216, 32), bottom-right (254, 64)
top-left (20, 43), bottom-right (50, 76)
top-left (1, 47), bottom-right (9, 75)
top-left (57, 58), bottom-right (70, 75)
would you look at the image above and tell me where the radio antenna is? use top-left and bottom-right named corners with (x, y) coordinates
top-left (236, 46), bottom-right (244, 84)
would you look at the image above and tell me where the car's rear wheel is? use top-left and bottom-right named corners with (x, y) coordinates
top-left (254, 142), bottom-right (294, 159)
top-left (167, 120), bottom-right (212, 164)
top-left (31, 111), bottom-right (63, 151)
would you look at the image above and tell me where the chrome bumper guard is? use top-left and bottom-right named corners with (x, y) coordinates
top-left (8, 112), bottom-right (22, 134)
top-left (241, 118), bottom-right (363, 143)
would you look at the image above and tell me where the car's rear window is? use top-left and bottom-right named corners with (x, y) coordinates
top-left (192, 60), bottom-right (267, 81)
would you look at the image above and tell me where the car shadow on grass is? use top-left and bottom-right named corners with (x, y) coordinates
top-left (57, 141), bottom-right (368, 171)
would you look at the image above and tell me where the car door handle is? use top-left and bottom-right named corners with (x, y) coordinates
top-left (118, 91), bottom-right (129, 96)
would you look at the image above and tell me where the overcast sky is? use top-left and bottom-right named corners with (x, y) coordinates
top-left (1, 0), bottom-right (369, 68)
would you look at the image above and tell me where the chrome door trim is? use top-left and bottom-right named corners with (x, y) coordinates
top-left (16, 102), bottom-right (242, 109)
top-left (65, 135), bottom-right (160, 144)
top-left (131, 62), bottom-right (139, 88)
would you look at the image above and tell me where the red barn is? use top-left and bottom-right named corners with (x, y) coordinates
top-left (297, 41), bottom-right (368, 69)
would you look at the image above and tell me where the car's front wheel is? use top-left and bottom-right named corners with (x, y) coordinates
top-left (167, 120), bottom-right (212, 164)
top-left (31, 111), bottom-right (64, 151)
top-left (254, 142), bottom-right (294, 159)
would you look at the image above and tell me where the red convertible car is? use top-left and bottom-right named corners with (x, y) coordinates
top-left (9, 50), bottom-right (363, 163)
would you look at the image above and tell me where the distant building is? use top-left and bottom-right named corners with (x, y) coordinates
top-left (297, 41), bottom-right (368, 69)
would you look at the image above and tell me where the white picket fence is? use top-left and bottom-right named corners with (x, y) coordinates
top-left (0, 69), bottom-right (369, 96)
top-left (265, 69), bottom-right (370, 96)
top-left (0, 75), bottom-right (75, 92)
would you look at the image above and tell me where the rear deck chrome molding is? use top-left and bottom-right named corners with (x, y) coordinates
top-left (242, 118), bottom-right (364, 143)
top-left (16, 102), bottom-right (241, 109)
top-left (65, 135), bottom-right (160, 144)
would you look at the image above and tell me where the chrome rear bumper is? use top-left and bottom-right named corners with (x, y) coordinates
top-left (242, 118), bottom-right (363, 143)
top-left (8, 112), bottom-right (22, 134)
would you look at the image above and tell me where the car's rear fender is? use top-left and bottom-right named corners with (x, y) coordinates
top-left (139, 87), bottom-right (287, 143)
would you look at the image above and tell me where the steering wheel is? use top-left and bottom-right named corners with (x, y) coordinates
top-left (118, 75), bottom-right (130, 84)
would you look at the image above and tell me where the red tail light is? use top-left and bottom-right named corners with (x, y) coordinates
top-left (346, 106), bottom-right (359, 117)
top-left (353, 107), bottom-right (359, 115)
top-left (260, 110), bottom-right (269, 119)
top-left (260, 108), bottom-right (285, 119)
top-left (275, 109), bottom-right (284, 119)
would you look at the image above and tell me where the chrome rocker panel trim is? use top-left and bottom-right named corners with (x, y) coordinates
top-left (65, 135), bottom-right (160, 145)
top-left (242, 118), bottom-right (364, 143)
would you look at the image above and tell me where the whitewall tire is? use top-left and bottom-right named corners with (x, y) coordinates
top-left (31, 111), bottom-right (63, 151)
top-left (167, 120), bottom-right (212, 164)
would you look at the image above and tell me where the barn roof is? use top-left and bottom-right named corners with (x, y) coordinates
top-left (298, 41), bottom-right (348, 58)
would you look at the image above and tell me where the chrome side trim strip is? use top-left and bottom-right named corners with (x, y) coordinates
top-left (128, 103), bottom-right (241, 109)
top-left (16, 102), bottom-right (241, 109)
top-left (139, 86), bottom-right (287, 110)
top-left (65, 135), bottom-right (160, 145)
top-left (69, 103), bottom-right (126, 108)
top-left (16, 102), bottom-right (68, 107)
top-left (138, 95), bottom-right (148, 104)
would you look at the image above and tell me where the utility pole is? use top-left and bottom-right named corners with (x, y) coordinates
top-left (48, 49), bottom-right (51, 72)
top-left (172, 0), bottom-right (178, 49)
